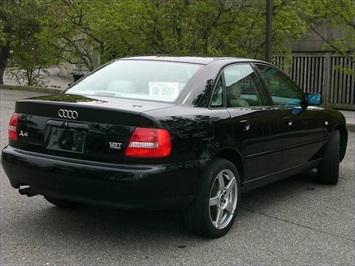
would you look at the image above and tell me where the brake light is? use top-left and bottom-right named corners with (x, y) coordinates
top-left (8, 113), bottom-right (19, 141)
top-left (125, 127), bottom-right (171, 158)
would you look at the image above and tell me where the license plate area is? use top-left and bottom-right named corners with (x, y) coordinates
top-left (46, 121), bottom-right (88, 153)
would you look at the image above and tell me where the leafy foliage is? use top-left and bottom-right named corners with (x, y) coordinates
top-left (1, 0), bottom-right (354, 85)
top-left (301, 0), bottom-right (355, 74)
top-left (32, 0), bottom-right (308, 69)
top-left (0, 0), bottom-right (59, 85)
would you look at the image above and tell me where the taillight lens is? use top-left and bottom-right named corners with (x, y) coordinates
top-left (125, 127), bottom-right (171, 158)
top-left (8, 112), bottom-right (19, 141)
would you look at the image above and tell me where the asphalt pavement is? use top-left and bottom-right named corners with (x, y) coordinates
top-left (340, 110), bottom-right (355, 132)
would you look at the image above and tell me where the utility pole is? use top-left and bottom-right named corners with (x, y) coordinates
top-left (265, 0), bottom-right (272, 62)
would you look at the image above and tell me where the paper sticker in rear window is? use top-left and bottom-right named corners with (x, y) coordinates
top-left (149, 82), bottom-right (179, 99)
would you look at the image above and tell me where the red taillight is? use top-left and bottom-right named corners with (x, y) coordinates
top-left (8, 112), bottom-right (19, 141)
top-left (125, 127), bottom-right (171, 158)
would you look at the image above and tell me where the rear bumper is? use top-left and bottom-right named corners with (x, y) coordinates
top-left (1, 146), bottom-right (205, 209)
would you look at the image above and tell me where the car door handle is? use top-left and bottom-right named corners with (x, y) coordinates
top-left (284, 117), bottom-right (293, 126)
top-left (240, 120), bottom-right (251, 131)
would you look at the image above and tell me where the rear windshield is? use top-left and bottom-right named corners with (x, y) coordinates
top-left (66, 60), bottom-right (202, 102)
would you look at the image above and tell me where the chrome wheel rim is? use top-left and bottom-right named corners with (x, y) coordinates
top-left (209, 169), bottom-right (238, 229)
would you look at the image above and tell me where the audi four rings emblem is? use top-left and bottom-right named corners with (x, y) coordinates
top-left (58, 109), bottom-right (79, 119)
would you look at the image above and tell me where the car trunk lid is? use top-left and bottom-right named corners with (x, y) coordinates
top-left (12, 94), bottom-right (172, 163)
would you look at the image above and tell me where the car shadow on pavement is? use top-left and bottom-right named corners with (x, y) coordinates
top-left (31, 171), bottom-right (319, 236)
top-left (4, 170), bottom-right (328, 243)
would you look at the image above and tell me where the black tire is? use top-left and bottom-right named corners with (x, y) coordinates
top-left (184, 158), bottom-right (241, 238)
top-left (44, 196), bottom-right (79, 208)
top-left (317, 130), bottom-right (340, 185)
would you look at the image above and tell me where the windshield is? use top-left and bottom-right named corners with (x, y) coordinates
top-left (66, 60), bottom-right (202, 102)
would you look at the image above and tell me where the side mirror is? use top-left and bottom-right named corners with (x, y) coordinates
top-left (306, 93), bottom-right (322, 106)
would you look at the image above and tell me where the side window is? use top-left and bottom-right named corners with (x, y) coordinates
top-left (224, 64), bottom-right (263, 107)
top-left (256, 64), bottom-right (305, 106)
top-left (211, 76), bottom-right (223, 107)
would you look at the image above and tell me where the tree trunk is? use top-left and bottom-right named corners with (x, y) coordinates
top-left (0, 43), bottom-right (10, 85)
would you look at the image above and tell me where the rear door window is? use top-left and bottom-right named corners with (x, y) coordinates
top-left (210, 63), bottom-right (266, 108)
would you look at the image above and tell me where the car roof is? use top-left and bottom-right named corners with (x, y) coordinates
top-left (121, 56), bottom-right (263, 65)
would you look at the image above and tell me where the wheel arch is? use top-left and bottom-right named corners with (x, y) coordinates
top-left (336, 124), bottom-right (348, 162)
top-left (214, 148), bottom-right (244, 182)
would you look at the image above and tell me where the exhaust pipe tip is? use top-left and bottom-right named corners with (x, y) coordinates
top-left (18, 186), bottom-right (38, 197)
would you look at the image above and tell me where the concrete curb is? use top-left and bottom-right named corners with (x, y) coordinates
top-left (346, 124), bottom-right (355, 132)
top-left (1, 85), bottom-right (354, 132)
top-left (0, 84), bottom-right (63, 94)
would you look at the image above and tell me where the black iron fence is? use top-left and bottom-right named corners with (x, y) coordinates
top-left (273, 53), bottom-right (355, 110)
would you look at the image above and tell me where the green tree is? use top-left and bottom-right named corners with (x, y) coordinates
top-left (0, 0), bottom-right (17, 84)
top-left (8, 0), bottom-right (345, 83)
top-left (304, 0), bottom-right (355, 53)
top-left (0, 0), bottom-right (58, 85)
top-left (105, 0), bottom-right (307, 59)
top-left (33, 0), bottom-right (309, 69)
top-left (301, 0), bottom-right (355, 74)
top-left (34, 0), bottom-right (118, 70)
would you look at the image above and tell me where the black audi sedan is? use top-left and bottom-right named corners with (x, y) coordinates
top-left (1, 56), bottom-right (348, 238)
